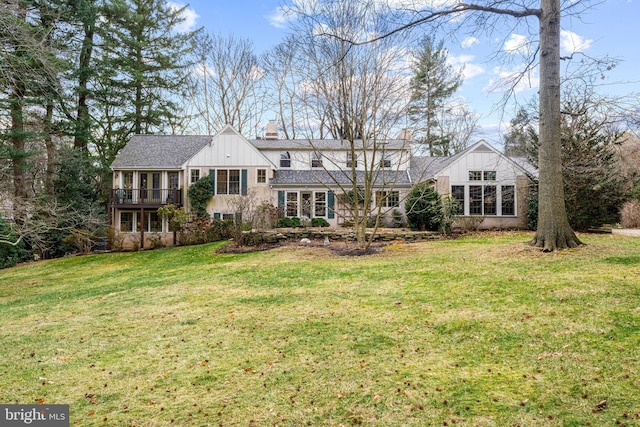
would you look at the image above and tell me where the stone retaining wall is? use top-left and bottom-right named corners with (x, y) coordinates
top-left (243, 228), bottom-right (441, 244)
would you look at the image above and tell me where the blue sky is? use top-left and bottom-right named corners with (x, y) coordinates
top-left (171, 0), bottom-right (640, 145)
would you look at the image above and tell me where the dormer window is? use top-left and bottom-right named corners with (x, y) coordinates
top-left (312, 151), bottom-right (323, 168)
top-left (346, 151), bottom-right (357, 168)
top-left (380, 153), bottom-right (391, 168)
top-left (280, 151), bottom-right (291, 168)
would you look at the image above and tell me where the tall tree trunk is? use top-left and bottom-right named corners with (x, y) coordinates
top-left (529, 0), bottom-right (581, 251)
top-left (44, 102), bottom-right (56, 195)
top-left (75, 16), bottom-right (95, 151)
top-left (10, 82), bottom-right (27, 200)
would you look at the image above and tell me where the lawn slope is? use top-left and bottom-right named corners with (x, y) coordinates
top-left (1, 232), bottom-right (639, 426)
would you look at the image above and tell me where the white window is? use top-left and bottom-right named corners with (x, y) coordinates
top-left (312, 151), bottom-right (323, 168)
top-left (346, 152), bottom-right (357, 168)
top-left (286, 192), bottom-right (298, 217)
top-left (469, 171), bottom-right (482, 181)
top-left (315, 192), bottom-right (327, 217)
top-left (217, 169), bottom-right (240, 195)
top-left (257, 169), bottom-right (267, 183)
top-left (502, 185), bottom-right (515, 216)
top-left (459, 184), bottom-right (513, 216)
top-left (146, 211), bottom-right (162, 232)
top-left (469, 170), bottom-right (496, 181)
top-left (190, 169), bottom-right (200, 183)
top-left (120, 212), bottom-right (135, 232)
top-left (380, 153), bottom-right (391, 168)
top-left (280, 152), bottom-right (291, 168)
top-left (376, 191), bottom-right (399, 208)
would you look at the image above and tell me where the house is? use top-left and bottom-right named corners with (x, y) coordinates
top-left (109, 125), bottom-right (534, 248)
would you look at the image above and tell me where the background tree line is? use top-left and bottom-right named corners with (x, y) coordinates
top-left (1, 0), bottom-right (477, 258)
top-left (2, 0), bottom-right (639, 263)
top-left (1, 0), bottom-right (198, 263)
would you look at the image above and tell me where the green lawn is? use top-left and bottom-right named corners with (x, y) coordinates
top-left (1, 232), bottom-right (639, 426)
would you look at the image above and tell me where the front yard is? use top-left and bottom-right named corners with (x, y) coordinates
top-left (0, 232), bottom-right (638, 426)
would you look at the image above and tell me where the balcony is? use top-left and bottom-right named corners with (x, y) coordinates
top-left (109, 188), bottom-right (183, 208)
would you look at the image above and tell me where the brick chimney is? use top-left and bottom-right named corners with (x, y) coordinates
top-left (397, 129), bottom-right (413, 143)
top-left (265, 121), bottom-right (279, 140)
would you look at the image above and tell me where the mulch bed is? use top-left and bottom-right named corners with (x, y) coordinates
top-left (216, 238), bottom-right (386, 257)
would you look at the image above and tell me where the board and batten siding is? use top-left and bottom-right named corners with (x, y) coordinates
top-left (442, 151), bottom-right (521, 184)
top-left (185, 132), bottom-right (274, 169)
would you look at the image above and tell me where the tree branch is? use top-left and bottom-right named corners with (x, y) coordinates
top-left (336, 3), bottom-right (541, 46)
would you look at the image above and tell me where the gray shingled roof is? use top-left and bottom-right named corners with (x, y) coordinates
top-left (409, 141), bottom-right (537, 181)
top-left (409, 156), bottom-right (453, 182)
top-left (510, 156), bottom-right (538, 178)
top-left (271, 169), bottom-right (412, 187)
top-left (110, 135), bottom-right (212, 169)
top-left (250, 139), bottom-right (408, 151)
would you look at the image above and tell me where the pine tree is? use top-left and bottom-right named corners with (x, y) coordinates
top-left (409, 37), bottom-right (463, 156)
top-left (0, 0), bottom-right (65, 199)
top-left (93, 0), bottom-right (198, 165)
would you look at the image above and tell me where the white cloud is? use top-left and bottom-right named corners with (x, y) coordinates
top-left (385, 0), bottom-right (457, 8)
top-left (268, 7), bottom-right (291, 29)
top-left (268, 0), bottom-right (318, 28)
top-left (483, 65), bottom-right (538, 95)
top-left (461, 36), bottom-right (479, 49)
top-left (560, 30), bottom-right (593, 55)
top-left (448, 54), bottom-right (485, 80)
top-left (503, 34), bottom-right (531, 55)
top-left (167, 2), bottom-right (198, 33)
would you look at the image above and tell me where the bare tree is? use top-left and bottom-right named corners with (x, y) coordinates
top-left (434, 103), bottom-right (480, 155)
top-left (189, 33), bottom-right (265, 136)
top-left (261, 37), bottom-right (302, 139)
top-left (287, 0), bottom-right (413, 250)
top-left (330, 0), bottom-right (595, 250)
top-left (0, 197), bottom-right (96, 256)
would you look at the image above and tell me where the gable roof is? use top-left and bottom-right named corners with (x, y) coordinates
top-left (110, 135), bottom-right (212, 169)
top-left (409, 140), bottom-right (536, 181)
top-left (208, 125), bottom-right (276, 168)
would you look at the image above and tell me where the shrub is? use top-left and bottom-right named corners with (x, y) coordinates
top-left (525, 189), bottom-right (539, 231)
top-left (276, 217), bottom-right (301, 228)
top-left (62, 229), bottom-right (94, 254)
top-left (254, 201), bottom-right (280, 229)
top-left (405, 183), bottom-right (442, 231)
top-left (148, 234), bottom-right (166, 249)
top-left (620, 201), bottom-right (640, 228)
top-left (392, 209), bottom-right (406, 228)
top-left (311, 218), bottom-right (330, 227)
top-left (188, 176), bottom-right (214, 218)
top-left (0, 220), bottom-right (30, 269)
top-left (106, 226), bottom-right (126, 252)
top-left (178, 217), bottom-right (236, 245)
top-left (440, 196), bottom-right (460, 234)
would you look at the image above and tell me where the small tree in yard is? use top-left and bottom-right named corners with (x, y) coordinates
top-left (405, 183), bottom-right (443, 232)
top-left (157, 204), bottom-right (188, 246)
top-left (287, 0), bottom-right (412, 251)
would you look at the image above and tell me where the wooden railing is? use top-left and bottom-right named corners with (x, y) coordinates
top-left (109, 188), bottom-right (182, 207)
